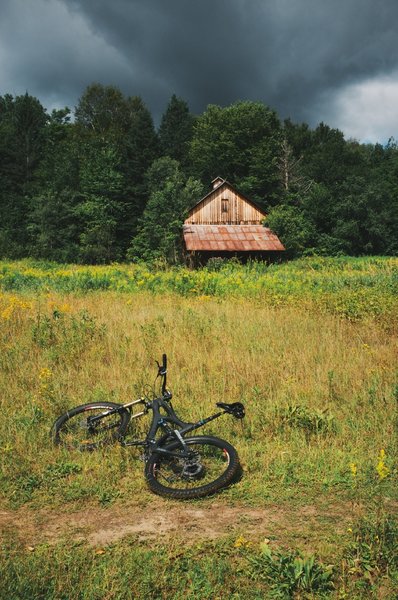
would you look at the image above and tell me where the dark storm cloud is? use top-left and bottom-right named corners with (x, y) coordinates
top-left (0, 0), bottom-right (132, 109)
top-left (67, 0), bottom-right (263, 117)
top-left (65, 0), bottom-right (398, 123)
top-left (2, 0), bottom-right (398, 139)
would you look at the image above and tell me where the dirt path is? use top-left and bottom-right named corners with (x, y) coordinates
top-left (0, 500), bottom-right (350, 549)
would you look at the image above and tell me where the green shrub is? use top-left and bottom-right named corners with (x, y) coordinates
top-left (248, 544), bottom-right (334, 598)
top-left (277, 404), bottom-right (336, 437)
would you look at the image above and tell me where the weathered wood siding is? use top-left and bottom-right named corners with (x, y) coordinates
top-left (184, 185), bottom-right (265, 225)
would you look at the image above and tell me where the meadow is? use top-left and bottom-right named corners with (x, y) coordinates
top-left (0, 256), bottom-right (397, 599)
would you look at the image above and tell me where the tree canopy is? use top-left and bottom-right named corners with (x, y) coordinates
top-left (0, 85), bottom-right (397, 262)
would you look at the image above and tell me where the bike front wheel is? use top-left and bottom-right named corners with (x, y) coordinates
top-left (144, 435), bottom-right (241, 500)
top-left (52, 402), bottom-right (130, 451)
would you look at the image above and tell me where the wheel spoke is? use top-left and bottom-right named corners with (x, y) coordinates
top-left (53, 403), bottom-right (129, 450)
top-left (152, 442), bottom-right (230, 491)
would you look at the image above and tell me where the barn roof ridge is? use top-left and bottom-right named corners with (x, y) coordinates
top-left (188, 178), bottom-right (267, 216)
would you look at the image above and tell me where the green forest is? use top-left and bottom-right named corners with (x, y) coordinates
top-left (1, 83), bottom-right (397, 264)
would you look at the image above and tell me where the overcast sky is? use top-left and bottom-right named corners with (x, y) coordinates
top-left (1, 0), bottom-right (398, 143)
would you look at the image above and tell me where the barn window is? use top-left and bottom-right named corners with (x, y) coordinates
top-left (221, 198), bottom-right (229, 212)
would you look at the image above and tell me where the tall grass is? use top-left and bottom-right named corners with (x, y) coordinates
top-left (1, 257), bottom-right (397, 597)
top-left (0, 256), bottom-right (397, 323)
top-left (1, 291), bottom-right (396, 509)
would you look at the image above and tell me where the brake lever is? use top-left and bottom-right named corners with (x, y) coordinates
top-left (155, 360), bottom-right (167, 377)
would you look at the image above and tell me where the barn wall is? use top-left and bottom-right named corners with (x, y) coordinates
top-left (184, 185), bottom-right (265, 225)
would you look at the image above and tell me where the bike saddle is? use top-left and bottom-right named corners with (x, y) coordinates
top-left (216, 402), bottom-right (245, 419)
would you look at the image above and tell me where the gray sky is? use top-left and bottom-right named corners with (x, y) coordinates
top-left (1, 0), bottom-right (398, 143)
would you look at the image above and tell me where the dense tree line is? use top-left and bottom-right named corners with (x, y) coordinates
top-left (0, 84), bottom-right (397, 263)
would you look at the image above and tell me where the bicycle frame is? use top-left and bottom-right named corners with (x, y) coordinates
top-left (85, 353), bottom-right (243, 459)
top-left (52, 353), bottom-right (245, 499)
top-left (86, 392), bottom-right (228, 459)
top-left (119, 395), bottom-right (226, 456)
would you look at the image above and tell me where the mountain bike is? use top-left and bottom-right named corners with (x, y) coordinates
top-left (51, 354), bottom-right (245, 499)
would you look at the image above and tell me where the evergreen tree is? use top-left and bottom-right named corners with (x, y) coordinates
top-left (74, 85), bottom-right (159, 258)
top-left (119, 96), bottom-right (159, 244)
top-left (158, 95), bottom-right (195, 169)
top-left (0, 93), bottom-right (48, 257)
top-left (77, 140), bottom-right (125, 263)
top-left (28, 107), bottom-right (85, 261)
top-left (28, 190), bottom-right (81, 262)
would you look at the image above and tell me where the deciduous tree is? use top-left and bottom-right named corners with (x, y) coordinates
top-left (190, 101), bottom-right (281, 206)
top-left (128, 157), bottom-right (203, 263)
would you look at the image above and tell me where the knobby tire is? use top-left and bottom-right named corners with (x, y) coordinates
top-left (144, 435), bottom-right (240, 500)
top-left (52, 401), bottom-right (130, 451)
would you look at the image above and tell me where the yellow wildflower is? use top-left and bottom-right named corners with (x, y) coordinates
top-left (349, 463), bottom-right (357, 478)
top-left (1, 305), bottom-right (14, 320)
top-left (39, 368), bottom-right (52, 381)
top-left (376, 449), bottom-right (389, 481)
top-left (1, 296), bottom-right (32, 319)
top-left (234, 535), bottom-right (252, 549)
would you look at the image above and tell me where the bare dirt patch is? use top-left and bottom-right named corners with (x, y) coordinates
top-left (0, 500), bottom-right (350, 550)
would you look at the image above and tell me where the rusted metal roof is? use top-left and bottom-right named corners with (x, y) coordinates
top-left (183, 224), bottom-right (285, 252)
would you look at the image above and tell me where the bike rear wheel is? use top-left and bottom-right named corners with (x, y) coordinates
top-left (144, 435), bottom-right (240, 500)
top-left (52, 402), bottom-right (130, 450)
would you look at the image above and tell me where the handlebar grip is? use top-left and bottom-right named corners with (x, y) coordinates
top-left (162, 353), bottom-right (167, 370)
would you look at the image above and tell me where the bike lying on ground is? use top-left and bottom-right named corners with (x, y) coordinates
top-left (51, 354), bottom-right (245, 499)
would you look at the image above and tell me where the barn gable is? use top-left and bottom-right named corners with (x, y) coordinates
top-left (185, 178), bottom-right (266, 225)
top-left (183, 179), bottom-right (285, 254)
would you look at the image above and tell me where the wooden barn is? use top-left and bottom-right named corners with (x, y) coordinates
top-left (183, 177), bottom-right (285, 262)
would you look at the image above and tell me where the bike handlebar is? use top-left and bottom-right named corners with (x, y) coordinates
top-left (161, 353), bottom-right (167, 394)
top-left (156, 353), bottom-right (168, 395)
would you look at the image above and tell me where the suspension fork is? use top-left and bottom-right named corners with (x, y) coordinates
top-left (87, 398), bottom-right (146, 425)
